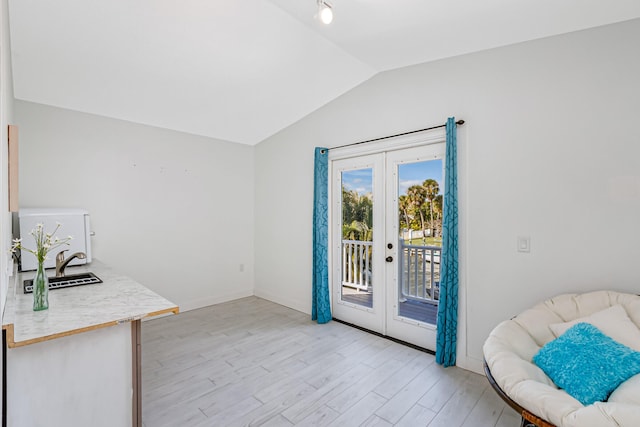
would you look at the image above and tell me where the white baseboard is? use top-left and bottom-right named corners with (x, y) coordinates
top-left (178, 290), bottom-right (255, 313)
top-left (253, 289), bottom-right (310, 315)
top-left (456, 355), bottom-right (484, 375)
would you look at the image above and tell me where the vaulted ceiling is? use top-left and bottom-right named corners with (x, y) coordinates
top-left (8, 0), bottom-right (640, 145)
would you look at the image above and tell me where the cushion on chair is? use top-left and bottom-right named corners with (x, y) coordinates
top-left (483, 291), bottom-right (640, 427)
top-left (548, 305), bottom-right (640, 351)
top-left (608, 374), bottom-right (640, 405)
top-left (533, 323), bottom-right (640, 406)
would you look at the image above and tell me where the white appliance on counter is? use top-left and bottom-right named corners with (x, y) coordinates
top-left (18, 208), bottom-right (92, 271)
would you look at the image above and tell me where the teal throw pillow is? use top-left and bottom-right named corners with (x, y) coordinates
top-left (532, 322), bottom-right (640, 406)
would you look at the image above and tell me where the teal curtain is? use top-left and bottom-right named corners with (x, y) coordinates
top-left (312, 147), bottom-right (331, 323)
top-left (436, 117), bottom-right (459, 367)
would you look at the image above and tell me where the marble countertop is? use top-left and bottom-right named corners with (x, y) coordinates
top-left (2, 259), bottom-right (179, 348)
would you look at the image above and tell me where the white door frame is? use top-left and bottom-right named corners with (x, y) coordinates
top-left (329, 128), bottom-right (445, 349)
top-left (384, 145), bottom-right (445, 349)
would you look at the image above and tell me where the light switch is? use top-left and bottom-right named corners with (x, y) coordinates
top-left (517, 236), bottom-right (531, 253)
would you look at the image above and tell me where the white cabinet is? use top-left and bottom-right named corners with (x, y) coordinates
top-left (6, 323), bottom-right (133, 427)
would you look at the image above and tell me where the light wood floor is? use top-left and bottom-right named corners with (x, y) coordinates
top-left (141, 296), bottom-right (519, 427)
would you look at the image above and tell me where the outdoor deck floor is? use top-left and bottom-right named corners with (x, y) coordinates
top-left (341, 289), bottom-right (438, 325)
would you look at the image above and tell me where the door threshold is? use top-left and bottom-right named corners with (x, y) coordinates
top-left (332, 317), bottom-right (435, 356)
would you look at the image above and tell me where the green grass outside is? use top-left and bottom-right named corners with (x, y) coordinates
top-left (404, 237), bottom-right (442, 247)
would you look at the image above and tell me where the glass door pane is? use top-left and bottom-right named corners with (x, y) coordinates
top-left (340, 168), bottom-right (373, 308)
top-left (396, 160), bottom-right (442, 325)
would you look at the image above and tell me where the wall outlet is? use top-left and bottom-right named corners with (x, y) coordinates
top-left (239, 263), bottom-right (245, 272)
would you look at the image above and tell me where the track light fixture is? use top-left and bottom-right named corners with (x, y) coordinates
top-left (317, 0), bottom-right (333, 25)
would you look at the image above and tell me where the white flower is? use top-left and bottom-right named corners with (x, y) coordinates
top-left (10, 223), bottom-right (73, 263)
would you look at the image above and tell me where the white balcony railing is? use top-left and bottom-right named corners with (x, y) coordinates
top-left (342, 240), bottom-right (373, 291)
top-left (398, 241), bottom-right (440, 303)
top-left (341, 239), bottom-right (440, 304)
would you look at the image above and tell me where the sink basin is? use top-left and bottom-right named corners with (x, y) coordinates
top-left (23, 272), bottom-right (102, 294)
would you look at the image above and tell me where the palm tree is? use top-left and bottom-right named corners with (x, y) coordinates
top-left (398, 195), bottom-right (411, 231)
top-left (407, 185), bottom-right (426, 236)
top-left (343, 220), bottom-right (372, 241)
top-left (342, 186), bottom-right (373, 239)
top-left (423, 179), bottom-right (439, 237)
top-left (433, 194), bottom-right (443, 237)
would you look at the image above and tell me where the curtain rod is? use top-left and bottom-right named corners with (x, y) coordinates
top-left (323, 119), bottom-right (464, 153)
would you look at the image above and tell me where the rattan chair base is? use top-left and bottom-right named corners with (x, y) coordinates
top-left (483, 360), bottom-right (556, 427)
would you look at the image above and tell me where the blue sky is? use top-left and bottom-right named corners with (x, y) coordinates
top-left (342, 169), bottom-right (373, 194)
top-left (342, 159), bottom-right (443, 196)
top-left (397, 160), bottom-right (443, 195)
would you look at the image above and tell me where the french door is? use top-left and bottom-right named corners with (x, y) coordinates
top-left (331, 144), bottom-right (445, 351)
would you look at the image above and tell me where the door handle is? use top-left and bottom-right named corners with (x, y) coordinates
top-left (385, 256), bottom-right (393, 262)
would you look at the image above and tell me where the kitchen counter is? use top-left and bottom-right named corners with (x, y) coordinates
top-left (2, 259), bottom-right (179, 348)
top-left (2, 259), bottom-right (179, 427)
top-left (2, 259), bottom-right (179, 347)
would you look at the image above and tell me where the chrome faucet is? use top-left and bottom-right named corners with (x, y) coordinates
top-left (55, 250), bottom-right (87, 277)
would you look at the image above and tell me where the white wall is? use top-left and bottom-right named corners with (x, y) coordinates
top-left (0, 0), bottom-right (15, 414)
top-left (15, 101), bottom-right (255, 311)
top-left (255, 19), bottom-right (640, 371)
top-left (0, 0), bottom-right (13, 310)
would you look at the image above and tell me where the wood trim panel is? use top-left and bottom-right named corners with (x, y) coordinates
top-left (2, 306), bottom-right (179, 348)
top-left (2, 329), bottom-right (6, 427)
top-left (131, 320), bottom-right (141, 427)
